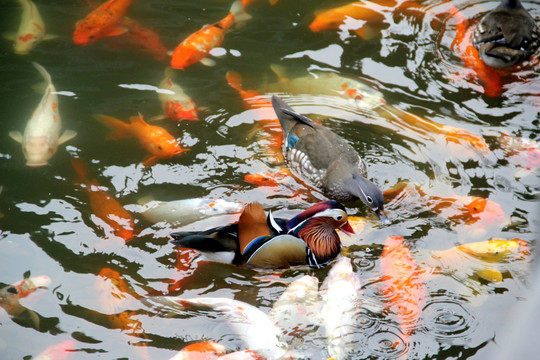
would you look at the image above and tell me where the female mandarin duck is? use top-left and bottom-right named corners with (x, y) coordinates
top-left (170, 200), bottom-right (354, 268)
top-left (472, 0), bottom-right (539, 67)
top-left (271, 95), bottom-right (388, 224)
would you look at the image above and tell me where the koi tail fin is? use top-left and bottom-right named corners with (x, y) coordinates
top-left (32, 62), bottom-right (52, 86)
top-left (230, 0), bottom-right (252, 28)
top-left (71, 157), bottom-right (90, 183)
top-left (225, 71), bottom-right (243, 92)
top-left (95, 114), bottom-right (132, 140)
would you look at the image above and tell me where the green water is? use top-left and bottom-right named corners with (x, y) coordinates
top-left (0, 0), bottom-right (539, 359)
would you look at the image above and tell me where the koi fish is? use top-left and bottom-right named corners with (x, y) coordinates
top-left (497, 132), bottom-right (540, 178)
top-left (71, 157), bottom-right (136, 242)
top-left (170, 342), bottom-right (262, 360)
top-left (73, 0), bottom-right (135, 45)
top-left (96, 112), bottom-right (189, 166)
top-left (226, 71), bottom-right (283, 163)
top-left (137, 197), bottom-right (243, 225)
top-left (309, 0), bottom-right (423, 40)
top-left (0, 274), bottom-right (50, 329)
top-left (320, 257), bottom-right (363, 360)
top-left (146, 296), bottom-right (289, 359)
top-left (34, 340), bottom-right (76, 360)
top-left (115, 16), bottom-right (169, 61)
top-left (449, 4), bottom-right (504, 97)
top-left (170, 0), bottom-right (251, 69)
top-left (3, 0), bottom-right (57, 55)
top-left (380, 235), bottom-right (426, 342)
top-left (242, 0), bottom-right (279, 8)
top-left (427, 238), bottom-right (530, 283)
top-left (244, 168), bottom-right (291, 187)
top-left (154, 68), bottom-right (199, 122)
top-left (268, 275), bottom-right (321, 341)
top-left (9, 62), bottom-right (77, 167)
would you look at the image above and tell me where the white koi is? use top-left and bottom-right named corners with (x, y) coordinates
top-left (153, 68), bottom-right (200, 122)
top-left (9, 63), bottom-right (77, 167)
top-left (147, 296), bottom-right (290, 359)
top-left (320, 257), bottom-right (363, 360)
top-left (138, 197), bottom-right (243, 225)
top-left (4, 0), bottom-right (56, 55)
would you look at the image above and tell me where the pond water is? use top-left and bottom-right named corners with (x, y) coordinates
top-left (0, 0), bottom-right (538, 359)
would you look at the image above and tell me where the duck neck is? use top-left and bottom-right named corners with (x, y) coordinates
top-left (501, 0), bottom-right (522, 9)
top-left (298, 217), bottom-right (341, 264)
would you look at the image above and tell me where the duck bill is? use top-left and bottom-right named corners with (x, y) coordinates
top-left (340, 221), bottom-right (355, 235)
top-left (376, 209), bottom-right (390, 224)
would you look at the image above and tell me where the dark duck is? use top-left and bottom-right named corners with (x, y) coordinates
top-left (472, 0), bottom-right (540, 68)
top-left (271, 95), bottom-right (388, 223)
top-left (170, 200), bottom-right (354, 268)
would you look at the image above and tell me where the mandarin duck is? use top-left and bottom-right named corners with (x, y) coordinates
top-left (271, 95), bottom-right (388, 223)
top-left (472, 0), bottom-right (540, 68)
top-left (170, 200), bottom-right (354, 268)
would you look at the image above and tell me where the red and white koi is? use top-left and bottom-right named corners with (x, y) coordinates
top-left (319, 257), bottom-right (363, 360)
top-left (9, 62), bottom-right (77, 167)
top-left (0, 275), bottom-right (50, 316)
top-left (4, 0), bottom-right (56, 55)
top-left (155, 68), bottom-right (200, 122)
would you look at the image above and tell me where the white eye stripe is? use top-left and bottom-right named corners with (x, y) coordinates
top-left (313, 209), bottom-right (347, 219)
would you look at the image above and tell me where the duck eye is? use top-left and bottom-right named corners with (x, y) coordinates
top-left (157, 145), bottom-right (163, 150)
top-left (336, 215), bottom-right (343, 221)
top-left (366, 196), bottom-right (373, 204)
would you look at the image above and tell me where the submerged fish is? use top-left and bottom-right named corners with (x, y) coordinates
top-left (96, 112), bottom-right (189, 166)
top-left (147, 296), bottom-right (289, 359)
top-left (4, 0), bottom-right (57, 55)
top-left (155, 68), bottom-right (200, 122)
top-left (309, 0), bottom-right (423, 40)
top-left (380, 235), bottom-right (426, 342)
top-left (497, 132), bottom-right (540, 178)
top-left (73, 0), bottom-right (135, 45)
top-left (138, 197), bottom-right (243, 225)
top-left (269, 275), bottom-right (321, 341)
top-left (9, 62), bottom-right (77, 166)
top-left (34, 340), bottom-right (76, 360)
top-left (170, 342), bottom-right (262, 360)
top-left (71, 158), bottom-right (136, 242)
top-left (320, 257), bottom-right (363, 360)
top-left (170, 0), bottom-right (251, 69)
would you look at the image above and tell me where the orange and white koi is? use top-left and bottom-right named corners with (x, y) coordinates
top-left (71, 158), bottom-right (136, 242)
top-left (9, 62), bottom-right (77, 167)
top-left (449, 4), bottom-right (504, 98)
top-left (73, 0), bottom-right (135, 45)
top-left (96, 112), bottom-right (189, 166)
top-left (309, 0), bottom-right (423, 40)
top-left (226, 71), bottom-right (283, 163)
top-left (0, 275), bottom-right (50, 316)
top-left (148, 296), bottom-right (289, 359)
top-left (156, 68), bottom-right (199, 122)
top-left (171, 341), bottom-right (262, 360)
top-left (4, 0), bottom-right (57, 55)
top-left (380, 235), bottom-right (426, 342)
top-left (170, 0), bottom-right (251, 69)
top-left (319, 257), bottom-right (362, 360)
top-left (34, 340), bottom-right (76, 360)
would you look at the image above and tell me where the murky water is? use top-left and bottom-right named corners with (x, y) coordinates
top-left (0, 0), bottom-right (538, 359)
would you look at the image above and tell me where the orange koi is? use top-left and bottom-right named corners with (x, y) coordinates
top-left (225, 71), bottom-right (283, 163)
top-left (115, 16), bottom-right (169, 61)
top-left (380, 235), bottom-right (426, 341)
top-left (171, 0), bottom-right (250, 69)
top-left (309, 0), bottom-right (423, 40)
top-left (71, 158), bottom-right (135, 242)
top-left (73, 0), bottom-right (135, 46)
top-left (449, 4), bottom-right (504, 97)
top-left (170, 341), bottom-right (227, 360)
top-left (34, 340), bottom-right (76, 360)
top-left (244, 168), bottom-right (290, 187)
top-left (96, 113), bottom-right (189, 166)
top-left (241, 0), bottom-right (279, 8)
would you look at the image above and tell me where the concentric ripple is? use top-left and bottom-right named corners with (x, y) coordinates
top-left (421, 294), bottom-right (478, 341)
top-left (367, 329), bottom-right (409, 358)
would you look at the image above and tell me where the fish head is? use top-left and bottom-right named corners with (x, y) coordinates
top-left (73, 21), bottom-right (100, 45)
top-left (165, 100), bottom-right (199, 121)
top-left (14, 33), bottom-right (40, 55)
top-left (309, 12), bottom-right (344, 32)
top-left (464, 197), bottom-right (506, 225)
top-left (24, 136), bottom-right (54, 167)
top-left (155, 138), bottom-right (189, 159)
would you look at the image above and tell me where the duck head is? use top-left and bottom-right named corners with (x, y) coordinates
top-left (345, 174), bottom-right (389, 224)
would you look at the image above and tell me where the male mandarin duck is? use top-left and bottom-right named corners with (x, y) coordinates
top-left (170, 200), bottom-right (354, 268)
top-left (271, 95), bottom-right (388, 223)
top-left (472, 0), bottom-right (540, 67)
